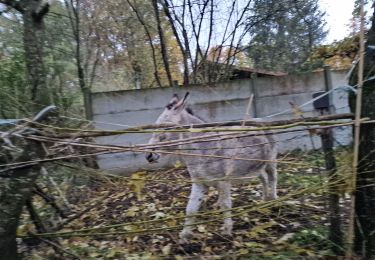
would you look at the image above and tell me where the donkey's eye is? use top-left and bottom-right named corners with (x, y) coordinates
top-left (166, 100), bottom-right (177, 110)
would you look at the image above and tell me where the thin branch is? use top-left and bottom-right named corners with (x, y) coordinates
top-left (0, 121), bottom-right (362, 172)
top-left (29, 113), bottom-right (355, 138)
top-left (161, 0), bottom-right (190, 85)
top-left (126, 0), bottom-right (162, 87)
top-left (152, 0), bottom-right (174, 86)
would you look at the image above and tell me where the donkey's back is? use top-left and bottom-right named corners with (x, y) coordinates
top-left (182, 129), bottom-right (277, 186)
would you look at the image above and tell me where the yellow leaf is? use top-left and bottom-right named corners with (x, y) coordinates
top-left (203, 246), bottom-right (212, 252)
top-left (174, 160), bottom-right (183, 168)
top-left (106, 249), bottom-right (118, 258)
top-left (167, 218), bottom-right (177, 227)
top-left (263, 251), bottom-right (276, 257)
top-left (291, 104), bottom-right (303, 117)
top-left (237, 249), bottom-right (249, 255)
top-left (129, 171), bottom-right (147, 201)
top-left (162, 244), bottom-right (172, 255)
top-left (16, 224), bottom-right (33, 236)
top-left (125, 206), bottom-right (140, 217)
top-left (89, 252), bottom-right (100, 258)
top-left (197, 225), bottom-right (206, 233)
top-left (244, 242), bottom-right (265, 248)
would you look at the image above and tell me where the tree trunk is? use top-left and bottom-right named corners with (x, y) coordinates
top-left (125, 0), bottom-right (163, 88)
top-left (152, 0), bottom-right (173, 87)
top-left (161, 0), bottom-right (190, 86)
top-left (350, 6), bottom-right (375, 258)
top-left (0, 1), bottom-right (49, 258)
top-left (0, 142), bottom-right (42, 260)
top-left (321, 67), bottom-right (343, 254)
top-left (22, 0), bottom-right (50, 111)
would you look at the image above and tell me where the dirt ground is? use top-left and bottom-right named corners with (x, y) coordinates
top-left (19, 150), bottom-right (350, 259)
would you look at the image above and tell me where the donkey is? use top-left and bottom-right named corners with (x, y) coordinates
top-left (146, 93), bottom-right (278, 242)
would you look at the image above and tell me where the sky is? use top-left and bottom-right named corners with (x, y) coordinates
top-left (320, 0), bottom-right (372, 43)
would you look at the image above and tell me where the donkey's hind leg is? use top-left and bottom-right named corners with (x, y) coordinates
top-left (217, 181), bottom-right (233, 236)
top-left (179, 183), bottom-right (207, 243)
top-left (259, 172), bottom-right (270, 201)
top-left (266, 163), bottom-right (278, 200)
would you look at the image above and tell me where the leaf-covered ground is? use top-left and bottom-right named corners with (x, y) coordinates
top-left (19, 150), bottom-right (351, 259)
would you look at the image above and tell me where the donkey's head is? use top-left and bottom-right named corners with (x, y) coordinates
top-left (145, 92), bottom-right (190, 163)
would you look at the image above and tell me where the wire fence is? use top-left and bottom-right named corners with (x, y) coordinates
top-left (2, 73), bottom-right (374, 258)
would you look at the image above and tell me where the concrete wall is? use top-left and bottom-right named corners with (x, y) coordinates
top-left (92, 69), bottom-right (352, 174)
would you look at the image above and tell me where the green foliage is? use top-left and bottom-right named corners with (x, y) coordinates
top-left (78, 0), bottom-right (183, 91)
top-left (0, 2), bottom-right (82, 119)
top-left (43, 3), bottom-right (81, 111)
top-left (291, 228), bottom-right (332, 253)
top-left (0, 50), bottom-right (29, 118)
top-left (300, 34), bottom-right (359, 71)
top-left (0, 11), bottom-right (29, 118)
top-left (247, 0), bottom-right (327, 73)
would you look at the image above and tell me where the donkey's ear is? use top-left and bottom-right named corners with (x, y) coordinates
top-left (172, 93), bottom-right (180, 100)
top-left (174, 92), bottom-right (190, 111)
top-left (166, 94), bottom-right (180, 109)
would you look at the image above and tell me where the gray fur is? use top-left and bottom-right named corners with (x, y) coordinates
top-left (146, 93), bottom-right (278, 242)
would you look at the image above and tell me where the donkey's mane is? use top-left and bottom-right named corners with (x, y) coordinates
top-left (186, 107), bottom-right (206, 123)
top-left (185, 107), bottom-right (194, 115)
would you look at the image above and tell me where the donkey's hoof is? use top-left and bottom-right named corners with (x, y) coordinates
top-left (220, 225), bottom-right (233, 237)
top-left (263, 195), bottom-right (278, 201)
top-left (268, 195), bottom-right (278, 201)
top-left (179, 230), bottom-right (194, 244)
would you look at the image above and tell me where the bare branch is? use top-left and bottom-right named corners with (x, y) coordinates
top-left (126, 0), bottom-right (162, 88)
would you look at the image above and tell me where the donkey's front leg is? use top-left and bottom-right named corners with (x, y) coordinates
top-left (259, 172), bottom-right (270, 201)
top-left (266, 164), bottom-right (278, 200)
top-left (217, 182), bottom-right (233, 236)
top-left (180, 183), bottom-right (207, 243)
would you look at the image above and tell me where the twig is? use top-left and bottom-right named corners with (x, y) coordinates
top-left (40, 167), bottom-right (72, 209)
top-left (26, 199), bottom-right (48, 234)
top-left (26, 113), bottom-right (355, 138)
top-left (0, 120), bottom-right (369, 172)
top-left (18, 174), bottom-right (345, 239)
top-left (33, 184), bottom-right (69, 218)
top-left (36, 237), bottom-right (80, 259)
top-left (54, 193), bottom-right (111, 231)
top-left (347, 0), bottom-right (366, 256)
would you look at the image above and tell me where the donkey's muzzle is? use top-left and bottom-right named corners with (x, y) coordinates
top-left (146, 152), bottom-right (160, 163)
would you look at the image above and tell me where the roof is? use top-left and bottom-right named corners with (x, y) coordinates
top-left (194, 60), bottom-right (287, 80)
top-left (231, 65), bottom-right (287, 77)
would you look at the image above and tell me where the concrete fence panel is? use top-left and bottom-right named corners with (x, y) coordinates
top-left (92, 69), bottom-right (351, 174)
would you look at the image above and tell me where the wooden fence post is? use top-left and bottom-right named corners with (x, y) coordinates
top-left (319, 66), bottom-right (343, 254)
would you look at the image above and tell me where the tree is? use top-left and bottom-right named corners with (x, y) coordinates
top-left (70, 0), bottom-right (183, 90)
top-left (161, 0), bottom-right (257, 83)
top-left (0, 12), bottom-right (28, 118)
top-left (349, 4), bottom-right (375, 258)
top-left (64, 0), bottom-right (100, 119)
top-left (0, 2), bottom-right (78, 118)
top-left (0, 1), bottom-right (50, 258)
top-left (300, 35), bottom-right (360, 71)
top-left (247, 0), bottom-right (327, 73)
